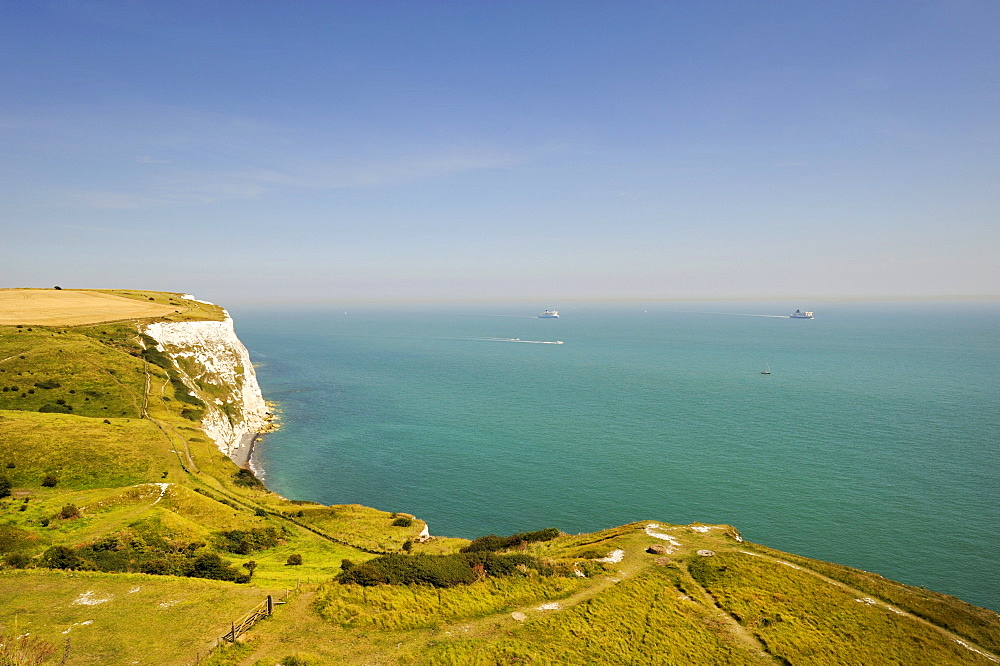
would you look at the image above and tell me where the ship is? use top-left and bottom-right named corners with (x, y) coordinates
top-left (790, 309), bottom-right (814, 319)
top-left (538, 309), bottom-right (559, 318)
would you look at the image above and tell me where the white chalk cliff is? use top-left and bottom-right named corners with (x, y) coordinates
top-left (144, 308), bottom-right (269, 460)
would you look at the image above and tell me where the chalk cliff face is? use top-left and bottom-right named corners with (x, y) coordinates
top-left (144, 311), bottom-right (269, 459)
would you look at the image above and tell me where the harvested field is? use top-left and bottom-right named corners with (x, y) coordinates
top-left (0, 289), bottom-right (179, 326)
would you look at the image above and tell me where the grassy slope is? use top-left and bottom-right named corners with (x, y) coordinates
top-left (1, 289), bottom-right (998, 666)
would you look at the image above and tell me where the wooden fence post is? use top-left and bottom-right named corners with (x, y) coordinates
top-left (266, 594), bottom-right (273, 616)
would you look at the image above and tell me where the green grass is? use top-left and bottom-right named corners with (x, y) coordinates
top-left (0, 326), bottom-right (147, 418)
top-left (0, 411), bottom-right (179, 490)
top-left (91, 289), bottom-right (228, 322)
top-left (317, 575), bottom-right (589, 631)
top-left (410, 568), bottom-right (766, 666)
top-left (689, 550), bottom-right (996, 665)
top-left (291, 504), bottom-right (429, 552)
top-left (0, 569), bottom-right (271, 666)
top-left (743, 542), bottom-right (1000, 655)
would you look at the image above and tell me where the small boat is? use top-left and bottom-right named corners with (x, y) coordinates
top-left (761, 364), bottom-right (771, 375)
top-left (538, 309), bottom-right (559, 318)
top-left (790, 309), bottom-right (814, 319)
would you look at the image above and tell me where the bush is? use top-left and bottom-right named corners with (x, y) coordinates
top-left (278, 654), bottom-right (316, 666)
top-left (217, 527), bottom-right (282, 554)
top-left (0, 475), bottom-right (11, 499)
top-left (3, 552), bottom-right (31, 568)
top-left (233, 468), bottom-right (266, 490)
top-left (392, 517), bottom-right (413, 527)
top-left (41, 545), bottom-right (84, 570)
top-left (181, 408), bottom-right (204, 421)
top-left (41, 475), bottom-right (58, 488)
top-left (461, 527), bottom-right (561, 553)
top-left (190, 552), bottom-right (245, 582)
top-left (286, 553), bottom-right (303, 566)
top-left (59, 504), bottom-right (81, 519)
top-left (338, 552), bottom-right (554, 588)
top-left (280, 656), bottom-right (311, 666)
top-left (33, 380), bottom-right (61, 389)
top-left (38, 403), bottom-right (72, 414)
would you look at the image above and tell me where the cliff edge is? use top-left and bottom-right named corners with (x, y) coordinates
top-left (144, 306), bottom-right (271, 462)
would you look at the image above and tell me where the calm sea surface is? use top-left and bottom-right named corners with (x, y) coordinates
top-left (232, 301), bottom-right (999, 611)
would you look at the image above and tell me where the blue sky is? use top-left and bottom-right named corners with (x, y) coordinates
top-left (2, 1), bottom-right (997, 305)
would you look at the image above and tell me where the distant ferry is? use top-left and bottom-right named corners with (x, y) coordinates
top-left (790, 309), bottom-right (814, 319)
top-left (538, 309), bottom-right (559, 318)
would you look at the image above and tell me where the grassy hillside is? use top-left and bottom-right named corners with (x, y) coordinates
top-left (1, 288), bottom-right (997, 665)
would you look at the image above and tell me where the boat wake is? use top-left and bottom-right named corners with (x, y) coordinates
top-left (473, 337), bottom-right (564, 345)
top-left (681, 311), bottom-right (790, 319)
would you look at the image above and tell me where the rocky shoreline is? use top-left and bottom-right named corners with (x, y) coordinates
top-left (230, 432), bottom-right (260, 469)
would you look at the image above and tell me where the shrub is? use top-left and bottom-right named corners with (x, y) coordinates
top-left (461, 527), bottom-right (561, 553)
top-left (0, 475), bottom-right (11, 499)
top-left (392, 517), bottom-right (413, 527)
top-left (3, 552), bottom-right (31, 568)
top-left (181, 408), bottom-right (204, 421)
top-left (59, 504), bottom-right (81, 519)
top-left (38, 403), bottom-right (72, 414)
top-left (340, 558), bottom-right (355, 572)
top-left (233, 468), bottom-right (266, 490)
top-left (217, 527), bottom-right (282, 554)
top-left (286, 553), bottom-right (303, 566)
top-left (41, 545), bottom-right (84, 570)
top-left (338, 552), bottom-right (554, 588)
top-left (33, 380), bottom-right (61, 389)
top-left (243, 560), bottom-right (258, 578)
top-left (41, 475), bottom-right (58, 488)
top-left (190, 552), bottom-right (244, 581)
top-left (280, 656), bottom-right (311, 666)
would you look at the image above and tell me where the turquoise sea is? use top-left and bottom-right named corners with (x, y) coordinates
top-left (232, 301), bottom-right (999, 611)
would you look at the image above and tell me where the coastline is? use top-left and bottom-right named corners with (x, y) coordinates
top-left (231, 432), bottom-right (261, 470)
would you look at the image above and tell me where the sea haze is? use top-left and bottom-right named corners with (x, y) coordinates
top-left (232, 301), bottom-right (1000, 611)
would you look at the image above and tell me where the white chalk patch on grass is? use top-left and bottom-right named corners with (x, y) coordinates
top-left (645, 524), bottom-right (681, 550)
top-left (150, 483), bottom-right (170, 505)
top-left (537, 602), bottom-right (561, 611)
top-left (72, 591), bottom-right (111, 606)
top-left (954, 639), bottom-right (1000, 663)
top-left (61, 620), bottom-right (94, 634)
top-left (129, 586), bottom-right (141, 594)
top-left (597, 549), bottom-right (625, 564)
top-left (158, 599), bottom-right (180, 609)
top-left (689, 525), bottom-right (714, 533)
